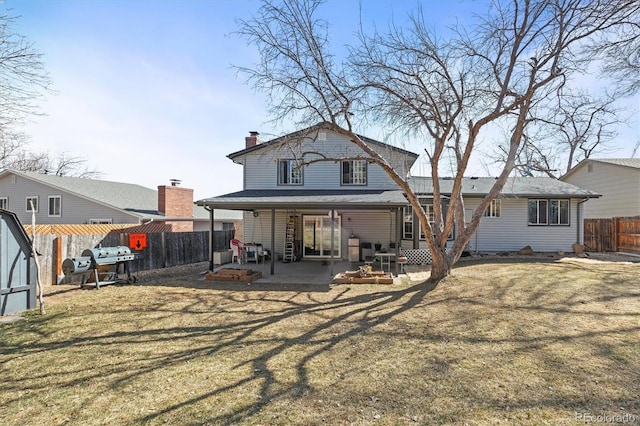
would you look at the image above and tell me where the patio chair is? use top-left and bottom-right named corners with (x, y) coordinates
top-left (231, 239), bottom-right (243, 264)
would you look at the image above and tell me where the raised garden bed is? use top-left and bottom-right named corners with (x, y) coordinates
top-left (205, 268), bottom-right (262, 283)
top-left (333, 265), bottom-right (394, 284)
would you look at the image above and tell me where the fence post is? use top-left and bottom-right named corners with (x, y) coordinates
top-left (613, 217), bottom-right (618, 252)
top-left (53, 237), bottom-right (62, 285)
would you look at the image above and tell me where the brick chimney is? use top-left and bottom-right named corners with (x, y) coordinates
top-left (245, 131), bottom-right (261, 148)
top-left (158, 180), bottom-right (194, 232)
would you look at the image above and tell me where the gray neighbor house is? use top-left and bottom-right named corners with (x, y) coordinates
top-left (196, 123), bottom-right (600, 272)
top-left (0, 169), bottom-right (242, 233)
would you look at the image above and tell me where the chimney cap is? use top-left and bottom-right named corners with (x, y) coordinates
top-left (169, 178), bottom-right (182, 186)
top-left (249, 131), bottom-right (259, 136)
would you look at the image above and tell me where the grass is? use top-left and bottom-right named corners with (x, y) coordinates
top-left (1, 257), bottom-right (639, 425)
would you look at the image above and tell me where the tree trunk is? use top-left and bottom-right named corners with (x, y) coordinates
top-left (429, 247), bottom-right (453, 282)
top-left (30, 201), bottom-right (45, 315)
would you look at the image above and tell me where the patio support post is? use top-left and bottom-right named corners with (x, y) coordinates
top-left (395, 207), bottom-right (402, 276)
top-left (330, 209), bottom-right (335, 277)
top-left (271, 208), bottom-right (275, 275)
top-left (207, 206), bottom-right (214, 271)
top-left (413, 207), bottom-right (420, 249)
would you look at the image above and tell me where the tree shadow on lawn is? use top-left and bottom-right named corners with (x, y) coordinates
top-left (4, 260), bottom-right (639, 425)
top-left (141, 271), bottom-right (638, 424)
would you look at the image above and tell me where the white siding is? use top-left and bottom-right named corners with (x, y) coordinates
top-left (464, 198), bottom-right (580, 252)
top-left (242, 208), bottom-right (397, 260)
top-left (241, 131), bottom-right (411, 191)
top-left (0, 174), bottom-right (140, 225)
top-left (562, 162), bottom-right (640, 218)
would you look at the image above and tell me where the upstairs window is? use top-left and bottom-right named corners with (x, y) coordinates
top-left (278, 159), bottom-right (303, 185)
top-left (341, 160), bottom-right (367, 185)
top-left (0, 197), bottom-right (7, 210)
top-left (528, 199), bottom-right (569, 225)
top-left (26, 196), bottom-right (38, 213)
top-left (483, 199), bottom-right (501, 218)
top-left (48, 195), bottom-right (62, 217)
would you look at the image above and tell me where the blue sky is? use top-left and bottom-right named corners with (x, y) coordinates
top-left (7, 0), bottom-right (640, 200)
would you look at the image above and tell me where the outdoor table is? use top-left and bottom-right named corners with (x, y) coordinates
top-left (375, 252), bottom-right (395, 272)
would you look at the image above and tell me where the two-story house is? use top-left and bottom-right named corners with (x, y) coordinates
top-left (196, 123), bottom-right (599, 271)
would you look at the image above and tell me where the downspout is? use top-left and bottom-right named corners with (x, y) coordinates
top-left (576, 197), bottom-right (589, 245)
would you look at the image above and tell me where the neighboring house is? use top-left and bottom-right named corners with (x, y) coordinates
top-left (0, 169), bottom-right (242, 233)
top-left (560, 158), bottom-right (640, 219)
top-left (195, 123), bottom-right (599, 267)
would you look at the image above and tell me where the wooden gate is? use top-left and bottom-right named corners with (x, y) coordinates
top-left (616, 217), bottom-right (640, 255)
top-left (584, 219), bottom-right (614, 252)
top-left (584, 217), bottom-right (640, 254)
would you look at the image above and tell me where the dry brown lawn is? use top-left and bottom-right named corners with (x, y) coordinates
top-left (1, 256), bottom-right (639, 425)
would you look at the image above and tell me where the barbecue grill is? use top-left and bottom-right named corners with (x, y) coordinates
top-left (63, 245), bottom-right (140, 289)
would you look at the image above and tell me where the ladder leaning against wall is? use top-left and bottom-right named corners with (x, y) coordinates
top-left (283, 213), bottom-right (297, 262)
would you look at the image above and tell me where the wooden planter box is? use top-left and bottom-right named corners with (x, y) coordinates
top-left (333, 271), bottom-right (394, 284)
top-left (206, 268), bottom-right (262, 283)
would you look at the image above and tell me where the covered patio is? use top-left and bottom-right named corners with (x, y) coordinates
top-left (197, 189), bottom-right (415, 279)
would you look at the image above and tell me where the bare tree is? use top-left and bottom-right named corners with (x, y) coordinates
top-left (0, 9), bottom-right (101, 178)
top-left (499, 90), bottom-right (621, 177)
top-left (586, 6), bottom-right (640, 96)
top-left (237, 0), bottom-right (640, 281)
top-left (0, 10), bottom-right (50, 127)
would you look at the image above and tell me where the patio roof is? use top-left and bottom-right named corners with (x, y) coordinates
top-left (195, 189), bottom-right (409, 211)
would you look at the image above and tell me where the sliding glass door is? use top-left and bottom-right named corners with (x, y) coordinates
top-left (302, 215), bottom-right (341, 258)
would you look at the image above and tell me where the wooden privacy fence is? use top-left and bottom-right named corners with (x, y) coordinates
top-left (31, 229), bottom-right (235, 286)
top-left (584, 217), bottom-right (640, 254)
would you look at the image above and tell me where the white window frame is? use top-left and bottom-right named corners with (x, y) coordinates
top-left (549, 199), bottom-right (570, 225)
top-left (26, 196), bottom-right (38, 213)
top-left (528, 199), bottom-right (569, 226)
top-left (403, 204), bottom-right (440, 240)
top-left (483, 199), bottom-right (501, 218)
top-left (0, 197), bottom-right (7, 210)
top-left (277, 159), bottom-right (303, 185)
top-left (341, 160), bottom-right (367, 185)
top-left (48, 195), bottom-right (62, 217)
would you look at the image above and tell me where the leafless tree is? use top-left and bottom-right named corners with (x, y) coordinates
top-left (499, 90), bottom-right (621, 178)
top-left (586, 6), bottom-right (640, 96)
top-left (0, 10), bottom-right (101, 178)
top-left (237, 0), bottom-right (640, 281)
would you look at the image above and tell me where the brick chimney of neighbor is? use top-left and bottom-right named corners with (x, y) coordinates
top-left (158, 179), bottom-right (194, 232)
top-left (245, 131), bottom-right (261, 148)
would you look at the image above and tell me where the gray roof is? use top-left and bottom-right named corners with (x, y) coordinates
top-left (196, 176), bottom-right (598, 210)
top-left (227, 122), bottom-right (420, 161)
top-left (561, 158), bottom-right (640, 180)
top-left (588, 158), bottom-right (640, 169)
top-left (196, 189), bottom-right (409, 210)
top-left (409, 176), bottom-right (601, 198)
top-left (1, 169), bottom-right (240, 221)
